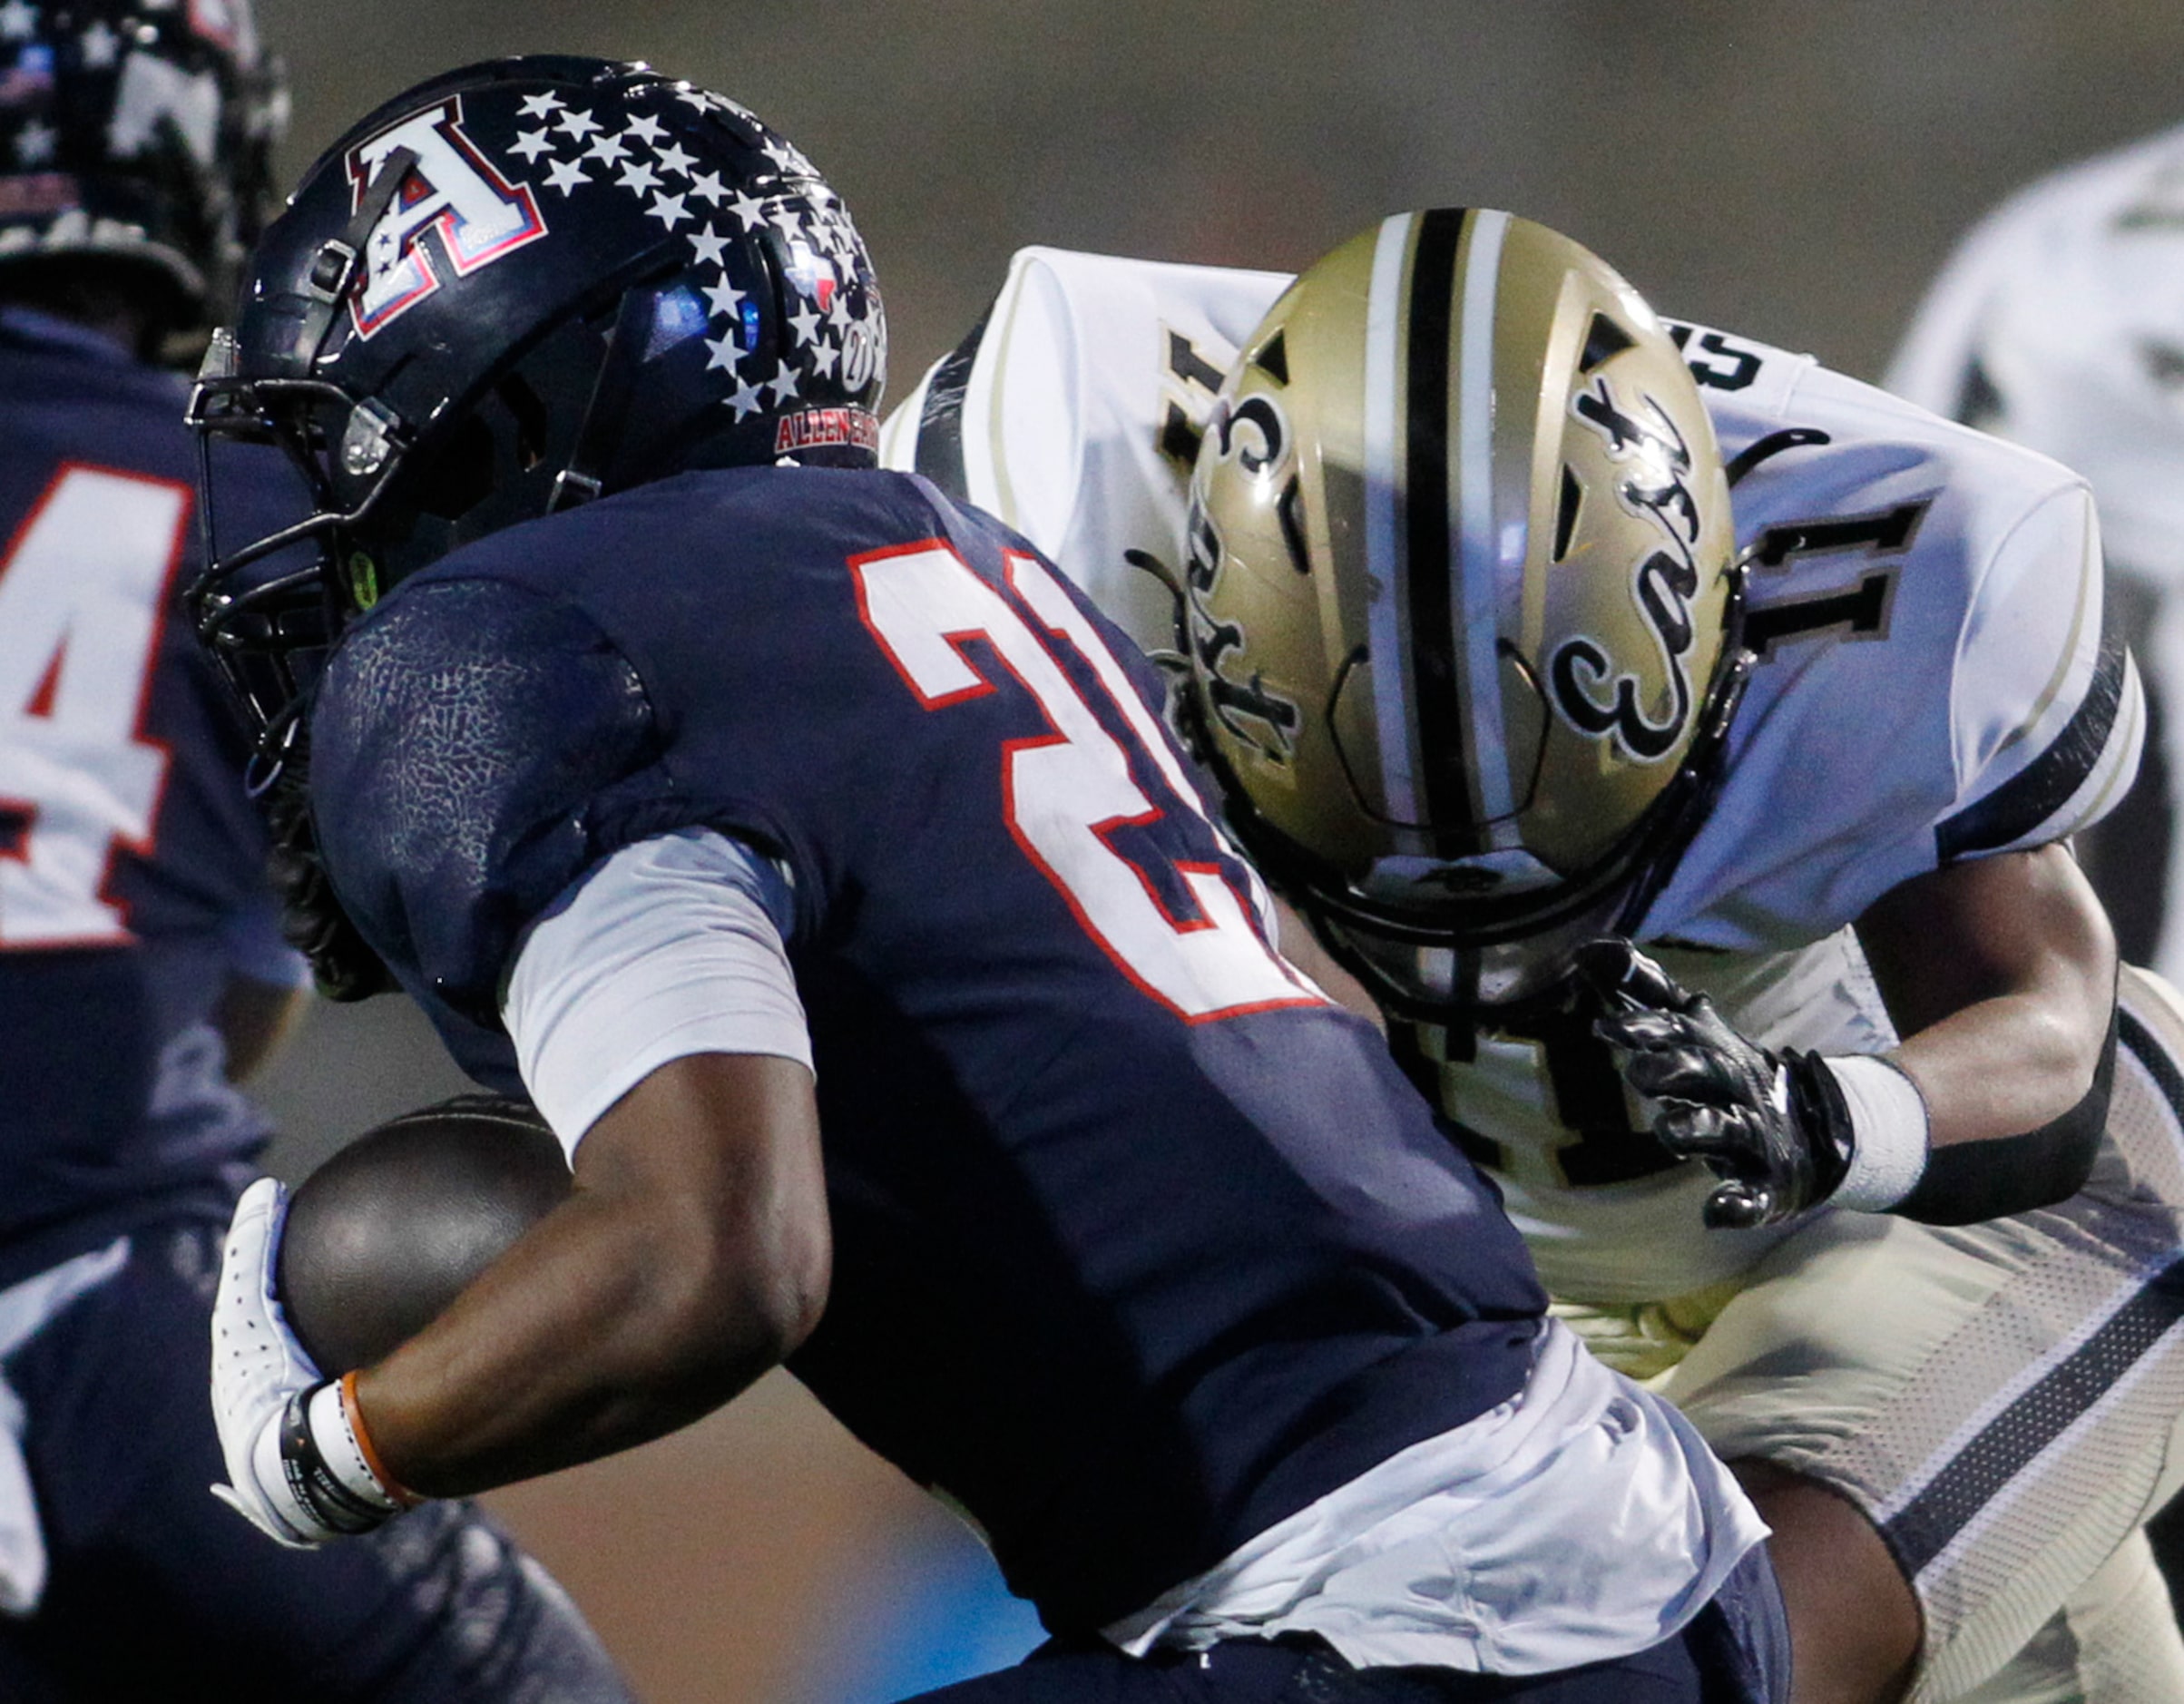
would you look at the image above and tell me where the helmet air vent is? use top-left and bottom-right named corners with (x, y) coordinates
top-left (1552, 465), bottom-right (1582, 562)
top-left (1579, 311), bottom-right (1634, 373)
top-left (1278, 476), bottom-right (1309, 575)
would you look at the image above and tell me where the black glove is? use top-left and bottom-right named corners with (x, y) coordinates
top-left (1572, 937), bottom-right (1853, 1229)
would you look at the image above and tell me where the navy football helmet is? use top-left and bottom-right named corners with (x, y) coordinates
top-left (0, 0), bottom-right (283, 323)
top-left (187, 54), bottom-right (886, 780)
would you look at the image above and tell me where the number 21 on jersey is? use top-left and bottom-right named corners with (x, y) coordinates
top-left (0, 465), bottom-right (186, 947)
top-left (853, 540), bottom-right (1323, 1022)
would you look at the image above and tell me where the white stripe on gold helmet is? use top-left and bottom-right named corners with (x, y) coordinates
top-left (1183, 211), bottom-right (1748, 1012)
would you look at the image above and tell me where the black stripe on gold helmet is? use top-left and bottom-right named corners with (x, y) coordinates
top-left (1182, 210), bottom-right (1749, 1014)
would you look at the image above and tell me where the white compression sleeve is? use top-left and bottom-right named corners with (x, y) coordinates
top-left (502, 828), bottom-right (813, 1158)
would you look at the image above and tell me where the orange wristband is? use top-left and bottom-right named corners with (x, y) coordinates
top-left (340, 1370), bottom-right (424, 1508)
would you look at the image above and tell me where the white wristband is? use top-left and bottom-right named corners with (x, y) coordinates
top-left (306, 1380), bottom-right (406, 1515)
top-left (1824, 1054), bottom-right (1932, 1212)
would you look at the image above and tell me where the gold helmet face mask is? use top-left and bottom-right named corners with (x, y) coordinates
top-left (1183, 210), bottom-right (1749, 1014)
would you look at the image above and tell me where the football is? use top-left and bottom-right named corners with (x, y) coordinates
top-left (278, 1094), bottom-right (573, 1375)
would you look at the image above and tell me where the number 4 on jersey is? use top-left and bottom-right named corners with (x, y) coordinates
top-left (0, 465), bottom-right (187, 947)
top-left (854, 541), bottom-right (1323, 1022)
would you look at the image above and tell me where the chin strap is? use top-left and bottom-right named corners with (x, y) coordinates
top-left (550, 273), bottom-right (675, 512)
top-left (292, 147), bottom-right (419, 369)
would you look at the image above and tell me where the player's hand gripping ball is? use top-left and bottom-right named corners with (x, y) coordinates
top-left (1573, 938), bottom-right (1854, 1229)
top-left (211, 1096), bottom-right (572, 1545)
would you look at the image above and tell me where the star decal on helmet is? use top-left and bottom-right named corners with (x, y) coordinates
top-left (808, 203), bottom-right (861, 263)
top-left (357, 74), bottom-right (888, 421)
top-left (0, 1), bottom-right (38, 44)
top-left (688, 223), bottom-right (729, 268)
top-left (726, 188), bottom-right (766, 232)
top-left (700, 275), bottom-right (744, 318)
top-left (14, 116), bottom-right (54, 165)
top-left (760, 133), bottom-right (817, 180)
top-left (77, 17), bottom-right (119, 67)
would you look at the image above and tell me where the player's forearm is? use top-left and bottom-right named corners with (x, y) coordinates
top-left (1887, 984), bottom-right (2108, 1151)
top-left (1854, 843), bottom-right (2116, 1219)
top-left (349, 1200), bottom-right (770, 1493)
top-left (1858, 844), bottom-right (2116, 1151)
top-left (1868, 985), bottom-right (2116, 1226)
top-left (353, 1054), bottom-right (832, 1497)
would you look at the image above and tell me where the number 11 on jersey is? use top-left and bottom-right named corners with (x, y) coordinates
top-left (852, 539), bottom-right (1323, 1023)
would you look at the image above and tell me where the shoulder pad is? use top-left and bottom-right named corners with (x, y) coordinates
top-left (309, 576), bottom-right (655, 1023)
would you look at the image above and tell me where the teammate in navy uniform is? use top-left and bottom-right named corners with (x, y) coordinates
top-left (190, 57), bottom-right (1787, 1702)
top-left (0, 9), bottom-right (626, 1699)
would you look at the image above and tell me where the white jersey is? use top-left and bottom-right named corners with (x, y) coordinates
top-left (1887, 122), bottom-right (2184, 591)
top-left (880, 247), bottom-right (1292, 660)
top-left (885, 249), bottom-right (2144, 1300)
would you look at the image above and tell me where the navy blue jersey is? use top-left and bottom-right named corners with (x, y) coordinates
top-left (308, 465), bottom-right (1548, 1634)
top-left (0, 311), bottom-right (298, 1268)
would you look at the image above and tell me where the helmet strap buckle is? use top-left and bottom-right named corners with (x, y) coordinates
top-left (306, 239), bottom-right (359, 303)
top-left (547, 468), bottom-right (602, 512)
top-left (293, 145), bottom-right (417, 367)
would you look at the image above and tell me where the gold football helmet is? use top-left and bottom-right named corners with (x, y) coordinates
top-left (1182, 211), bottom-right (1749, 1013)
